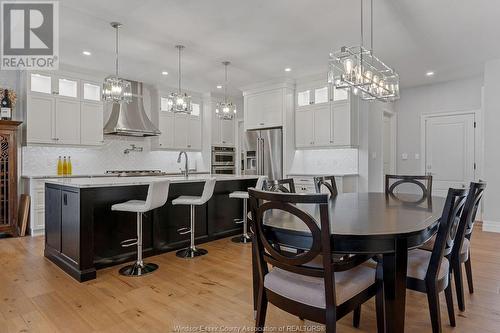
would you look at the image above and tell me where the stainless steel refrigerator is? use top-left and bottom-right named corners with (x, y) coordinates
top-left (243, 128), bottom-right (283, 180)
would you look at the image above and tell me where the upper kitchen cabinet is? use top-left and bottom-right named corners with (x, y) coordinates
top-left (212, 111), bottom-right (235, 146)
top-left (25, 72), bottom-right (104, 146)
top-left (295, 78), bottom-right (358, 149)
top-left (156, 99), bottom-right (203, 151)
top-left (243, 81), bottom-right (294, 130)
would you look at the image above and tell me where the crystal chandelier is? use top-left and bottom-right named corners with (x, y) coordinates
top-left (166, 45), bottom-right (192, 114)
top-left (215, 61), bottom-right (237, 120)
top-left (328, 0), bottom-right (400, 102)
top-left (102, 22), bottom-right (132, 103)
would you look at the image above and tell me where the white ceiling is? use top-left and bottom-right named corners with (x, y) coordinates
top-left (58, 0), bottom-right (500, 96)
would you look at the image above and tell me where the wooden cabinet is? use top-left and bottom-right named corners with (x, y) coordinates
top-left (26, 72), bottom-right (104, 146)
top-left (45, 185), bottom-right (61, 250)
top-left (243, 82), bottom-right (294, 131)
top-left (0, 121), bottom-right (22, 236)
top-left (295, 81), bottom-right (358, 149)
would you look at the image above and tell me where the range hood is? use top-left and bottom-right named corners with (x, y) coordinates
top-left (103, 80), bottom-right (161, 137)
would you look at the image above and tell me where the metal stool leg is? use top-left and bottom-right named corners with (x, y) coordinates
top-left (119, 212), bottom-right (158, 276)
top-left (232, 198), bottom-right (252, 243)
top-left (176, 205), bottom-right (208, 258)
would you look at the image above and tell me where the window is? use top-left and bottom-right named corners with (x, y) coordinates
top-left (58, 78), bottom-right (78, 98)
top-left (314, 86), bottom-right (329, 104)
top-left (30, 74), bottom-right (52, 94)
top-left (160, 97), bottom-right (170, 112)
top-left (297, 90), bottom-right (310, 106)
top-left (333, 87), bottom-right (348, 101)
top-left (83, 83), bottom-right (100, 101)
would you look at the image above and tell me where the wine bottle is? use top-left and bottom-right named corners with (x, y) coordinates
top-left (0, 89), bottom-right (12, 120)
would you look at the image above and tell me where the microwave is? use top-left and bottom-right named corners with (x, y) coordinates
top-left (211, 146), bottom-right (235, 166)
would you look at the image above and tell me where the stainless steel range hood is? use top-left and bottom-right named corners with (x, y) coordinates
top-left (103, 80), bottom-right (161, 137)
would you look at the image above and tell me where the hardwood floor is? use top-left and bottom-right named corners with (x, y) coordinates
top-left (0, 227), bottom-right (499, 332)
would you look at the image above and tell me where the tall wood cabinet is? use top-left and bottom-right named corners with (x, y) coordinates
top-left (0, 121), bottom-right (22, 235)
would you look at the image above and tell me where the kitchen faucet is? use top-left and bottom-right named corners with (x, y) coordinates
top-left (177, 151), bottom-right (189, 177)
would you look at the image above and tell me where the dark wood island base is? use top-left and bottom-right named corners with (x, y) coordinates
top-left (44, 177), bottom-right (258, 282)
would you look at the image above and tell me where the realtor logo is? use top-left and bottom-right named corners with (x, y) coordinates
top-left (1, 1), bottom-right (59, 70)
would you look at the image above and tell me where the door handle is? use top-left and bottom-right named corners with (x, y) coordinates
top-left (63, 193), bottom-right (67, 205)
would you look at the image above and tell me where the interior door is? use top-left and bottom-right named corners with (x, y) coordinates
top-left (424, 113), bottom-right (475, 196)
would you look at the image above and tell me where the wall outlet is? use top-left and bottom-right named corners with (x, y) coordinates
top-left (415, 153), bottom-right (420, 160)
top-left (401, 153), bottom-right (408, 160)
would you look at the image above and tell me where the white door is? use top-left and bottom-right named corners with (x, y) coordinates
top-left (55, 99), bottom-right (81, 144)
top-left (188, 117), bottom-right (202, 150)
top-left (220, 119), bottom-right (234, 145)
top-left (27, 95), bottom-right (55, 143)
top-left (313, 105), bottom-right (331, 146)
top-left (80, 102), bottom-right (103, 145)
top-left (158, 113), bottom-right (174, 148)
top-left (174, 115), bottom-right (188, 149)
top-left (295, 109), bottom-right (314, 148)
top-left (424, 113), bottom-right (475, 196)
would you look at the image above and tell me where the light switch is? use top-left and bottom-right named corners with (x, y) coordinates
top-left (414, 153), bottom-right (420, 160)
top-left (401, 153), bottom-right (408, 160)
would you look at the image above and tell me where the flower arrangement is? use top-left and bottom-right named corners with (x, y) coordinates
top-left (0, 88), bottom-right (17, 108)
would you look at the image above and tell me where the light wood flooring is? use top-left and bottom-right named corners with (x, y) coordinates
top-left (0, 227), bottom-right (500, 332)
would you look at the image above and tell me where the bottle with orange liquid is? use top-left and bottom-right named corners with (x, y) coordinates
top-left (57, 156), bottom-right (63, 176)
top-left (67, 156), bottom-right (72, 176)
top-left (62, 156), bottom-right (68, 176)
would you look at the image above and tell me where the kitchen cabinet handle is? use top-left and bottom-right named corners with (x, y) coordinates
top-left (187, 144), bottom-right (191, 147)
top-left (63, 193), bottom-right (67, 205)
top-left (222, 141), bottom-right (226, 144)
top-left (259, 123), bottom-right (265, 126)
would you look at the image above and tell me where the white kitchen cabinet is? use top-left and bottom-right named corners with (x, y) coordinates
top-left (26, 72), bottom-right (104, 146)
top-left (212, 112), bottom-right (235, 146)
top-left (158, 113), bottom-right (175, 149)
top-left (27, 95), bottom-right (55, 143)
top-left (55, 99), bottom-right (81, 144)
top-left (22, 178), bottom-right (47, 235)
top-left (314, 105), bottom-right (332, 146)
top-left (295, 109), bottom-right (314, 148)
top-left (332, 102), bottom-right (352, 146)
top-left (174, 115), bottom-right (189, 149)
top-left (188, 117), bottom-right (202, 150)
top-left (81, 102), bottom-right (104, 145)
top-left (243, 81), bottom-right (294, 130)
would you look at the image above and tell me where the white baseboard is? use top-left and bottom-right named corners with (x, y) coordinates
top-left (482, 220), bottom-right (500, 233)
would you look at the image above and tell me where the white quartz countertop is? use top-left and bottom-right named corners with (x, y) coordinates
top-left (287, 173), bottom-right (358, 177)
top-left (44, 174), bottom-right (260, 188)
top-left (22, 171), bottom-right (210, 179)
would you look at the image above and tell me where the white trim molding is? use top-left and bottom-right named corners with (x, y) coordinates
top-left (482, 220), bottom-right (500, 233)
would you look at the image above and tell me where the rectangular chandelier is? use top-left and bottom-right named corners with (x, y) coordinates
top-left (328, 46), bottom-right (400, 102)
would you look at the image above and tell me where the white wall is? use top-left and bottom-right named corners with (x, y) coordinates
top-left (395, 76), bottom-right (483, 174)
top-left (288, 149), bottom-right (358, 175)
top-left (482, 59), bottom-right (500, 232)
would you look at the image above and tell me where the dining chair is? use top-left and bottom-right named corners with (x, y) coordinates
top-left (313, 175), bottom-right (338, 197)
top-left (385, 174), bottom-right (433, 203)
top-left (403, 187), bottom-right (468, 333)
top-left (263, 178), bottom-right (296, 193)
top-left (248, 188), bottom-right (384, 332)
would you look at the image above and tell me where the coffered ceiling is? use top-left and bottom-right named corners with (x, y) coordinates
top-left (58, 0), bottom-right (500, 95)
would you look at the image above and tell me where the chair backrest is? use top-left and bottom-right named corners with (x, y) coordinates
top-left (263, 178), bottom-right (296, 193)
top-left (314, 176), bottom-right (338, 197)
top-left (385, 174), bottom-right (432, 202)
top-left (452, 181), bottom-right (486, 258)
top-left (255, 176), bottom-right (268, 190)
top-left (248, 188), bottom-right (337, 306)
top-left (144, 180), bottom-right (171, 211)
top-left (426, 187), bottom-right (467, 281)
top-left (199, 178), bottom-right (217, 205)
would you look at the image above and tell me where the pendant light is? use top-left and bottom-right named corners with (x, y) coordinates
top-left (215, 61), bottom-right (237, 120)
top-left (166, 45), bottom-right (192, 114)
top-left (102, 22), bottom-right (132, 103)
top-left (328, 0), bottom-right (400, 102)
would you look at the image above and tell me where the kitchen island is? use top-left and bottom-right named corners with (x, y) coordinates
top-left (44, 175), bottom-right (259, 282)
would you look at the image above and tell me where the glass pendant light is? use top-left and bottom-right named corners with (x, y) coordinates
top-left (102, 22), bottom-right (132, 103)
top-left (215, 61), bottom-right (237, 120)
top-left (166, 45), bottom-right (192, 114)
top-left (328, 0), bottom-right (400, 102)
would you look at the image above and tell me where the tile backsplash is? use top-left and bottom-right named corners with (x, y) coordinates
top-left (288, 149), bottom-right (358, 175)
top-left (22, 136), bottom-right (206, 176)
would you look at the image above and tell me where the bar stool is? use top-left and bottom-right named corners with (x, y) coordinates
top-left (112, 180), bottom-right (170, 276)
top-left (229, 176), bottom-right (267, 243)
top-left (174, 178), bottom-right (216, 258)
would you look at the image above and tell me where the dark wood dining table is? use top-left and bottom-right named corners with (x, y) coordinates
top-left (250, 192), bottom-right (445, 333)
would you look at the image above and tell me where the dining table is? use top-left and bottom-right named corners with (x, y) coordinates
top-left (249, 192), bottom-right (445, 333)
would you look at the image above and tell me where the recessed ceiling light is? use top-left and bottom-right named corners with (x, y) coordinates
top-left (216, 85), bottom-right (223, 89)
top-left (284, 67), bottom-right (292, 72)
top-left (82, 50), bottom-right (91, 56)
top-left (161, 71), bottom-right (169, 76)
top-left (426, 71), bottom-right (435, 77)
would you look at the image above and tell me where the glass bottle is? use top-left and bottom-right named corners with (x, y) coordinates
top-left (57, 156), bottom-right (63, 176)
top-left (62, 156), bottom-right (68, 176)
top-left (67, 156), bottom-right (72, 176)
